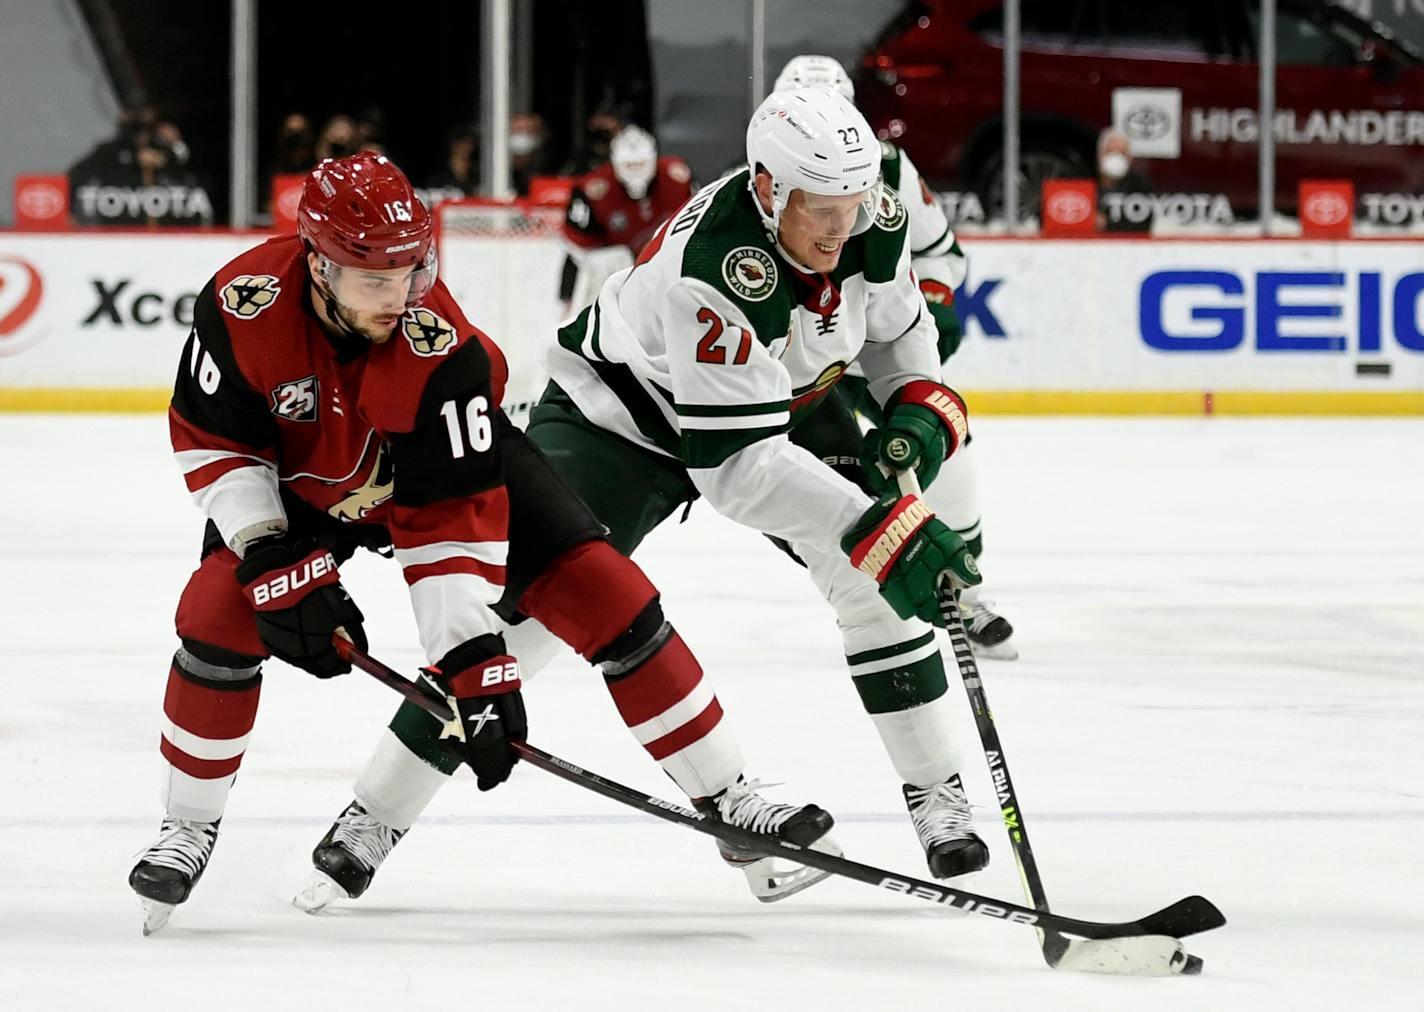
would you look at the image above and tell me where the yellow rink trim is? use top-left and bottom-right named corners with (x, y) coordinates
top-left (0, 388), bottom-right (172, 412)
top-left (1, 387), bottom-right (1422, 416)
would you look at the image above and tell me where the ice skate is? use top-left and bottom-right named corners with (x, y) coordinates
top-left (128, 817), bottom-right (220, 935)
top-left (959, 587), bottom-right (1017, 660)
top-left (694, 777), bottom-right (840, 902)
top-left (294, 801), bottom-right (406, 913)
top-left (903, 775), bottom-right (989, 879)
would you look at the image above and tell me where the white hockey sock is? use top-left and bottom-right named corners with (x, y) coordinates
top-left (352, 728), bottom-right (452, 832)
top-left (928, 441), bottom-right (982, 541)
top-left (503, 617), bottom-right (570, 681)
top-left (868, 694), bottom-right (965, 788)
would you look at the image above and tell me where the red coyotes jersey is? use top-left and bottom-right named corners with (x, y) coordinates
top-left (563, 156), bottom-right (694, 256)
top-left (169, 234), bottom-right (512, 662)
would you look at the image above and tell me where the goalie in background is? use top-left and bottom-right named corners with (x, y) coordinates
top-left (558, 124), bottom-right (694, 312)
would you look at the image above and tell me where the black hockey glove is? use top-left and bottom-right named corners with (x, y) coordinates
top-left (236, 536), bottom-right (366, 678)
top-left (427, 634), bottom-right (527, 791)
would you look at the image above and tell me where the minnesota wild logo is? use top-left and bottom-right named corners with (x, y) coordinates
top-left (721, 246), bottom-right (778, 302)
top-left (874, 187), bottom-right (906, 231)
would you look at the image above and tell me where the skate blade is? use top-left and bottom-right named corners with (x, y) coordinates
top-left (969, 638), bottom-right (1018, 661)
top-left (292, 870), bottom-right (350, 914)
top-left (1051, 935), bottom-right (1196, 976)
top-left (743, 837), bottom-right (843, 903)
top-left (139, 898), bottom-right (175, 936)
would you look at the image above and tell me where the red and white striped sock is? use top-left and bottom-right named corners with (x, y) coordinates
top-left (158, 659), bottom-right (262, 823)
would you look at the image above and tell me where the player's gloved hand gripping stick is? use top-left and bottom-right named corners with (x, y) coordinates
top-left (892, 469), bottom-right (1220, 973)
top-left (332, 636), bottom-right (1223, 975)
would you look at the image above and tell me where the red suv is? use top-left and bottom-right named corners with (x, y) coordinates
top-left (855, 0), bottom-right (1424, 215)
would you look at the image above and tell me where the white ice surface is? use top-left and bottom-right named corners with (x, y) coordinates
top-left (1, 415), bottom-right (1421, 1011)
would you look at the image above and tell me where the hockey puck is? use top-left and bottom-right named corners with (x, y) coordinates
top-left (1181, 954), bottom-right (1204, 975)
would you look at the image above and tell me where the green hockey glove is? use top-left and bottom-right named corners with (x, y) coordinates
top-left (863, 380), bottom-right (969, 493)
top-left (920, 278), bottom-right (964, 360)
top-left (841, 494), bottom-right (981, 626)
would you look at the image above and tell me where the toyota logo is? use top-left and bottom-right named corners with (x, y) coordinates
top-left (1047, 189), bottom-right (1092, 225)
top-left (1304, 190), bottom-right (1349, 226)
top-left (1124, 104), bottom-right (1172, 142)
top-left (17, 181), bottom-right (65, 221)
top-left (0, 257), bottom-right (45, 354)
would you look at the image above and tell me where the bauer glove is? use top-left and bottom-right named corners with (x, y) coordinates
top-left (862, 380), bottom-right (969, 494)
top-left (427, 634), bottom-right (527, 791)
top-left (842, 494), bottom-right (981, 626)
top-left (236, 536), bottom-right (366, 677)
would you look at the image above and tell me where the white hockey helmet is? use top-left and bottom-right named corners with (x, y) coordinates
top-left (610, 125), bottom-right (658, 200)
top-left (745, 87), bottom-right (881, 236)
top-left (774, 55), bottom-right (854, 100)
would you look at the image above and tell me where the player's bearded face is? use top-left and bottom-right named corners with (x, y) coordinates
top-left (778, 188), bottom-right (873, 272)
top-left (325, 265), bottom-right (415, 343)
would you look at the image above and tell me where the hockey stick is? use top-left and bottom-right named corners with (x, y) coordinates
top-left (895, 469), bottom-right (1219, 974)
top-left (334, 639), bottom-right (1223, 969)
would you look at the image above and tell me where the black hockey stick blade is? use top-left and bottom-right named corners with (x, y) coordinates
top-left (338, 640), bottom-right (1225, 948)
top-left (1134, 895), bottom-right (1227, 938)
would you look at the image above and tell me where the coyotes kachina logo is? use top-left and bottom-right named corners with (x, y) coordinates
top-left (220, 275), bottom-right (281, 319)
top-left (721, 247), bottom-right (778, 302)
top-left (402, 307), bottom-right (456, 356)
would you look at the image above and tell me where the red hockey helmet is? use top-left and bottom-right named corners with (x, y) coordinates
top-left (298, 153), bottom-right (436, 305)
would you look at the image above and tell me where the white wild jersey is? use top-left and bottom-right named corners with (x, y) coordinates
top-left (546, 168), bottom-right (941, 556)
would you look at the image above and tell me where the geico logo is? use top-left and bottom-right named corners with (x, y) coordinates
top-left (1102, 192), bottom-right (1235, 224)
top-left (479, 661), bottom-right (519, 687)
top-left (82, 278), bottom-right (199, 328)
top-left (1360, 193), bottom-right (1424, 225)
top-left (1046, 190), bottom-right (1091, 224)
top-left (251, 553), bottom-right (335, 606)
top-left (1140, 270), bottom-right (1424, 353)
top-left (75, 185), bottom-right (214, 222)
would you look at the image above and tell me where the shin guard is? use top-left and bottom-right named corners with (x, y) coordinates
top-left (519, 541), bottom-right (743, 797)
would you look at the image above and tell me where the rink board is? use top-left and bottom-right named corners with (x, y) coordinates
top-left (1, 231), bottom-right (1422, 413)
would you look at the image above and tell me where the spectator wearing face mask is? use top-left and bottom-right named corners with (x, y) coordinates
top-left (508, 113), bottom-right (548, 197)
top-left (67, 105), bottom-right (212, 226)
top-left (1095, 128), bottom-right (1153, 233)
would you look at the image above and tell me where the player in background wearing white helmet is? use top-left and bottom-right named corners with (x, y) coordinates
top-left (559, 124), bottom-right (694, 312)
top-left (302, 87), bottom-right (993, 901)
top-left (774, 55), bottom-right (1016, 660)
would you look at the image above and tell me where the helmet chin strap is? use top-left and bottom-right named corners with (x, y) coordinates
top-left (313, 277), bottom-right (368, 342)
top-left (746, 174), bottom-right (820, 276)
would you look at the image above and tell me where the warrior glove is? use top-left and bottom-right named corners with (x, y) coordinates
top-left (236, 536), bottom-right (366, 677)
top-left (863, 380), bottom-right (969, 494)
top-left (842, 494), bottom-right (981, 626)
top-left (427, 635), bottom-right (527, 791)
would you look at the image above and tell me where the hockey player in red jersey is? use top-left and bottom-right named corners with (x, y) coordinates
top-left (128, 153), bottom-right (836, 934)
top-left (560, 124), bottom-right (694, 310)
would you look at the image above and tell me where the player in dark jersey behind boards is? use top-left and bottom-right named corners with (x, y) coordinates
top-left (127, 153), bottom-right (836, 935)
top-left (559, 124), bottom-right (694, 312)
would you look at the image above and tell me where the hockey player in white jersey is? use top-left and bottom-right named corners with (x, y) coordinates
top-left (302, 87), bottom-right (991, 908)
top-left (774, 55), bottom-right (1016, 659)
